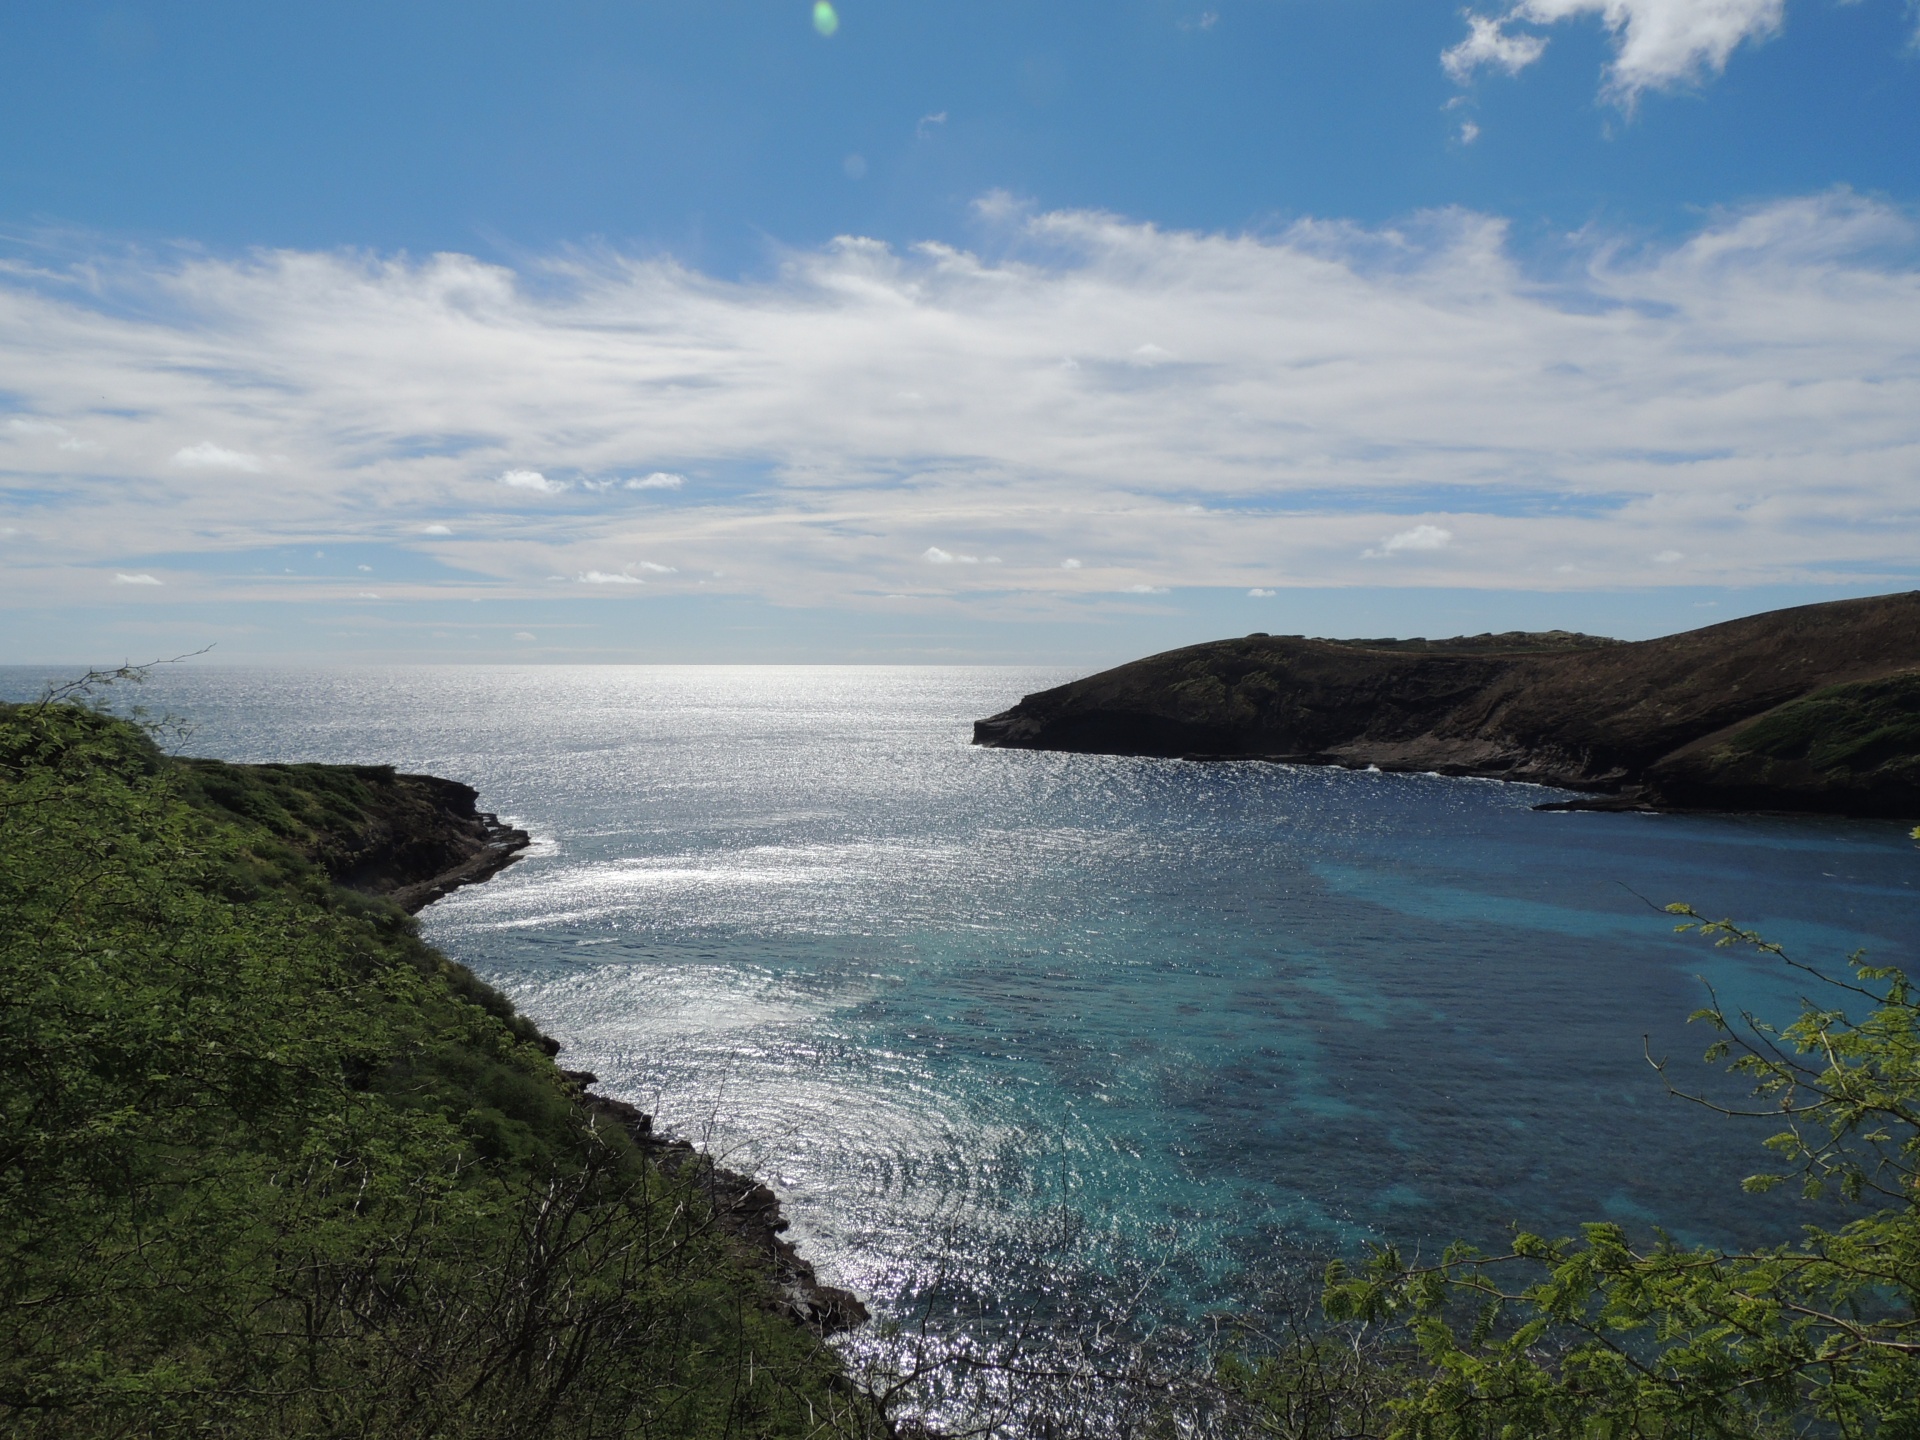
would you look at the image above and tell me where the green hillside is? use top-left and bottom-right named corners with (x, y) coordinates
top-left (0, 698), bottom-right (882, 1439)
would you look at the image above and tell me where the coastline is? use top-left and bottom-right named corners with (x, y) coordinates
top-left (1158, 752), bottom-right (1735, 816)
top-left (973, 593), bottom-right (1920, 822)
top-left (308, 766), bottom-right (873, 1340)
top-left (387, 805), bottom-right (532, 912)
top-left (571, 1086), bottom-right (871, 1336)
top-left (3, 702), bottom-right (889, 1436)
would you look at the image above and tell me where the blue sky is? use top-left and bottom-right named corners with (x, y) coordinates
top-left (2, 0), bottom-right (1918, 663)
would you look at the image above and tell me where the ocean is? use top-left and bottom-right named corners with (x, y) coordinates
top-left (13, 662), bottom-right (1917, 1375)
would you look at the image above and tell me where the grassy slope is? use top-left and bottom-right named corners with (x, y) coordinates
top-left (1651, 670), bottom-right (1920, 812)
top-left (172, 753), bottom-right (526, 907)
top-left (0, 702), bottom-right (880, 1440)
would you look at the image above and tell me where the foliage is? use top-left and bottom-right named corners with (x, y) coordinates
top-left (1215, 1287), bottom-right (1414, 1440)
top-left (0, 698), bottom-right (880, 1438)
top-left (1230, 901), bottom-right (1920, 1439)
top-left (1725, 673), bottom-right (1920, 779)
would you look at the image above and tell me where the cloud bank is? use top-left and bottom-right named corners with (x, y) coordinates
top-left (2, 191), bottom-right (1918, 613)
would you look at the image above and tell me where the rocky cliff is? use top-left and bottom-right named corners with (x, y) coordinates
top-left (974, 592), bottom-right (1920, 817)
top-left (176, 756), bottom-right (531, 910)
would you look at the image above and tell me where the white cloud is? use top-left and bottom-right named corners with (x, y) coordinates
top-left (1367, 524), bottom-right (1454, 558)
top-left (3, 191), bottom-right (1919, 610)
top-left (578, 570), bottom-right (642, 584)
top-left (921, 546), bottom-right (997, 565)
top-left (1248, 587), bottom-right (1275, 597)
top-left (917, 111), bottom-right (947, 138)
top-left (171, 441), bottom-right (263, 471)
top-left (3, 417), bottom-right (100, 453)
top-left (625, 471), bottom-right (685, 490)
top-left (1061, 557), bottom-right (1082, 569)
top-left (1447, 0), bottom-right (1786, 102)
top-left (501, 468), bottom-right (567, 493)
top-left (638, 560), bottom-right (677, 573)
top-left (1443, 13), bottom-right (1549, 82)
top-left (1459, 120), bottom-right (1482, 144)
top-left (358, 591), bottom-right (381, 599)
top-left (1124, 583), bottom-right (1168, 594)
top-left (357, 563), bottom-right (372, 571)
top-left (113, 572), bottom-right (162, 585)
top-left (1654, 548), bottom-right (1685, 563)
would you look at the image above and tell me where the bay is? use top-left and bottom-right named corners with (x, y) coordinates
top-left (11, 662), bottom-right (1916, 1355)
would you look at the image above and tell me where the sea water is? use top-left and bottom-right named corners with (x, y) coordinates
top-left (13, 664), bottom-right (1917, 1358)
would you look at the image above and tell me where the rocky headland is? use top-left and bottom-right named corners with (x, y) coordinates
top-left (974, 592), bottom-right (1920, 818)
top-left (176, 756), bottom-right (533, 910)
top-left (180, 747), bottom-right (868, 1336)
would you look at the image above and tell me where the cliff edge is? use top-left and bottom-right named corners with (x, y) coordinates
top-left (974, 592), bottom-right (1920, 818)
top-left (175, 756), bottom-right (531, 910)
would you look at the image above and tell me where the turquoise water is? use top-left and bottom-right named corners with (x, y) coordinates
top-left (15, 663), bottom-right (1916, 1354)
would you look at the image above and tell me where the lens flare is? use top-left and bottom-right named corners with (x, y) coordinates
top-left (812, 1), bottom-right (839, 36)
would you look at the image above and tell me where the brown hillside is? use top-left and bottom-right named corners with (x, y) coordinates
top-left (972, 592), bottom-right (1920, 817)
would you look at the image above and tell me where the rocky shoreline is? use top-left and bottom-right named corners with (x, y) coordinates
top-left (195, 750), bottom-right (875, 1344)
top-left (312, 777), bottom-right (872, 1339)
top-left (570, 1083), bottom-right (871, 1336)
top-left (386, 805), bottom-right (532, 912)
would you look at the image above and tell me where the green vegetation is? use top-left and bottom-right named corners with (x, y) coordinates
top-left (174, 755), bottom-right (455, 879)
top-left (1725, 672), bottom-right (1920, 779)
top-left (0, 697), bottom-right (881, 1438)
top-left (1229, 906), bottom-right (1920, 1439)
top-left (1652, 670), bottom-right (1920, 815)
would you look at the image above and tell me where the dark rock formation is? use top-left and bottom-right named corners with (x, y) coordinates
top-left (176, 757), bottom-right (531, 911)
top-left (974, 592), bottom-right (1920, 818)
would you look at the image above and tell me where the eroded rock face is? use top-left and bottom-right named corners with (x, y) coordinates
top-left (974, 592), bottom-right (1920, 818)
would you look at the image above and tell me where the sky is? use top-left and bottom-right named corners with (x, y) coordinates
top-left (2, 0), bottom-right (1917, 665)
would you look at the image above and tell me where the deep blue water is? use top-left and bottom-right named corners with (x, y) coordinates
top-left (12, 664), bottom-right (1917, 1353)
